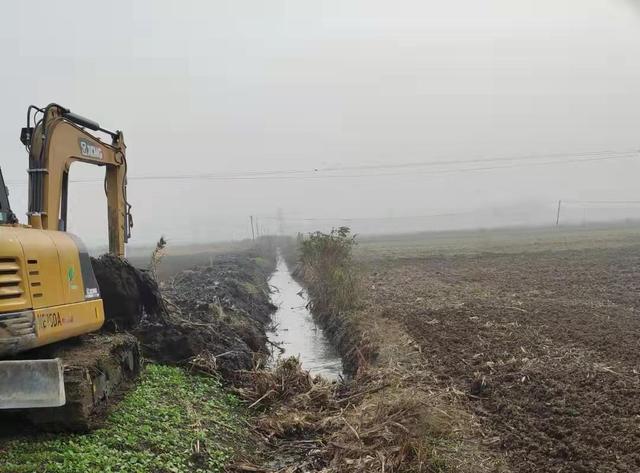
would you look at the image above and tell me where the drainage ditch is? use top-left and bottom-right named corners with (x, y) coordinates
top-left (266, 254), bottom-right (343, 380)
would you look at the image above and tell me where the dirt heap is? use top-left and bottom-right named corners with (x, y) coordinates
top-left (92, 254), bottom-right (165, 330)
top-left (152, 253), bottom-right (276, 377)
top-left (91, 251), bottom-right (276, 378)
top-left (164, 253), bottom-right (275, 327)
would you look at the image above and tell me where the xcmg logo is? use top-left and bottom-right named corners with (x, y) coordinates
top-left (78, 138), bottom-right (103, 160)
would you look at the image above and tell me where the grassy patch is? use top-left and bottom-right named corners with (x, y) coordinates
top-left (241, 281), bottom-right (259, 295)
top-left (251, 256), bottom-right (272, 273)
top-left (0, 364), bottom-right (244, 473)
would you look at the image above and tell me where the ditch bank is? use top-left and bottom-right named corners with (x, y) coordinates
top-left (140, 251), bottom-right (277, 378)
top-left (280, 239), bottom-right (376, 377)
top-left (234, 232), bottom-right (503, 473)
top-left (93, 249), bottom-right (277, 378)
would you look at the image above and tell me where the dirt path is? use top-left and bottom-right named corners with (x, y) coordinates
top-left (360, 244), bottom-right (640, 472)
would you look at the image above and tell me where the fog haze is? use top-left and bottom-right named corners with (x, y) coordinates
top-left (1, 0), bottom-right (639, 246)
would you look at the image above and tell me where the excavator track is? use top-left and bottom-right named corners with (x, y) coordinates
top-left (15, 334), bottom-right (141, 431)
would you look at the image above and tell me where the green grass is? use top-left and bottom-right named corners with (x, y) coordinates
top-left (0, 365), bottom-right (244, 473)
top-left (355, 223), bottom-right (640, 260)
top-left (251, 256), bottom-right (272, 272)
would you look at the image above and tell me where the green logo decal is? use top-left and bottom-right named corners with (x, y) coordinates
top-left (67, 266), bottom-right (78, 290)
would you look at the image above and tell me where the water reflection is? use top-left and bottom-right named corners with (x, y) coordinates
top-left (267, 255), bottom-right (343, 380)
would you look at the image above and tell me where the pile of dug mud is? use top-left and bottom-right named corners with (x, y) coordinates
top-left (92, 250), bottom-right (276, 378)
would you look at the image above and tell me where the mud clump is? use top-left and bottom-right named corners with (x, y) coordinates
top-left (91, 255), bottom-right (164, 330)
top-left (93, 251), bottom-right (276, 378)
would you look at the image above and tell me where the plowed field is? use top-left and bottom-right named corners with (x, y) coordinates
top-left (357, 226), bottom-right (640, 472)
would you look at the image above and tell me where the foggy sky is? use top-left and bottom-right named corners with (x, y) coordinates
top-left (1, 0), bottom-right (640, 247)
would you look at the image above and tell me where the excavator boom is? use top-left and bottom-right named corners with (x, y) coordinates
top-left (24, 103), bottom-right (132, 256)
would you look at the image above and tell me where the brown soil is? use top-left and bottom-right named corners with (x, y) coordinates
top-left (136, 251), bottom-right (277, 378)
top-left (361, 244), bottom-right (640, 472)
top-left (92, 254), bottom-right (165, 330)
top-left (92, 250), bottom-right (276, 378)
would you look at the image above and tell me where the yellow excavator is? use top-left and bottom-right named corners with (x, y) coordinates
top-left (0, 103), bottom-right (136, 413)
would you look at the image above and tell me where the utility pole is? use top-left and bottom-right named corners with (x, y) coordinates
top-left (250, 216), bottom-right (255, 241)
top-left (556, 200), bottom-right (562, 226)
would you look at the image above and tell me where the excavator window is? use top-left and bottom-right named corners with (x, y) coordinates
top-left (0, 167), bottom-right (17, 224)
top-left (59, 171), bottom-right (69, 231)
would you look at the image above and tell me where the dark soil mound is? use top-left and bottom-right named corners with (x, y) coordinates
top-left (91, 255), bottom-right (164, 330)
top-left (165, 253), bottom-right (276, 325)
top-left (150, 252), bottom-right (277, 377)
top-left (92, 251), bottom-right (276, 378)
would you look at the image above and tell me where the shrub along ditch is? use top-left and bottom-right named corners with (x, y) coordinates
top-left (294, 227), bottom-right (376, 375)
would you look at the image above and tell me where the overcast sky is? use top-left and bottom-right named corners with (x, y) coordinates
top-left (1, 0), bottom-right (640, 247)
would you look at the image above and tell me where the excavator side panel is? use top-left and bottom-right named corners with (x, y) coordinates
top-left (1, 226), bottom-right (65, 310)
top-left (32, 300), bottom-right (104, 349)
top-left (0, 227), bottom-right (105, 357)
top-left (0, 229), bottom-right (31, 313)
top-left (0, 299), bottom-right (104, 357)
top-left (49, 231), bottom-right (85, 304)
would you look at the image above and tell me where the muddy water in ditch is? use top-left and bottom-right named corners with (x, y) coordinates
top-left (267, 255), bottom-right (343, 380)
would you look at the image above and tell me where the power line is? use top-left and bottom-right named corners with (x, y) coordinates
top-left (315, 148), bottom-right (640, 173)
top-left (92, 149), bottom-right (640, 182)
top-left (119, 152), bottom-right (639, 182)
top-left (266, 201), bottom-right (640, 226)
top-left (302, 153), bottom-right (638, 180)
top-left (124, 147), bottom-right (639, 179)
top-left (256, 211), bottom-right (472, 222)
top-left (561, 200), bottom-right (640, 205)
top-left (4, 148), bottom-right (638, 186)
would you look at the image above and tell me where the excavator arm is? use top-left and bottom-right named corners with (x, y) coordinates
top-left (24, 104), bottom-right (132, 257)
